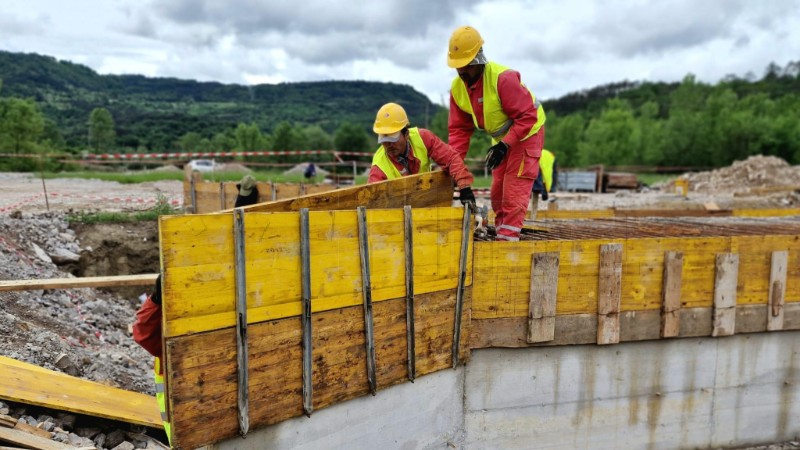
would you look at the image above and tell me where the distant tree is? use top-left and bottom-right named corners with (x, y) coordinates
top-left (40, 118), bottom-right (66, 151)
top-left (334, 122), bottom-right (370, 153)
top-left (88, 107), bottom-right (116, 152)
top-left (177, 132), bottom-right (203, 152)
top-left (271, 122), bottom-right (303, 151)
top-left (211, 131), bottom-right (237, 152)
top-left (234, 122), bottom-right (263, 151)
top-left (429, 109), bottom-right (448, 141)
top-left (540, 111), bottom-right (586, 167)
top-left (302, 125), bottom-right (333, 150)
top-left (0, 98), bottom-right (45, 153)
top-left (577, 99), bottom-right (639, 166)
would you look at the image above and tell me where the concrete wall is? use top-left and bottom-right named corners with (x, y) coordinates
top-left (212, 331), bottom-right (799, 450)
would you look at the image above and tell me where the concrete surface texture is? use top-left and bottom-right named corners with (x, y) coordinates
top-left (215, 332), bottom-right (799, 450)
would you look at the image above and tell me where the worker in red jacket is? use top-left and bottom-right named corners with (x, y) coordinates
top-left (447, 26), bottom-right (546, 241)
top-left (132, 275), bottom-right (171, 444)
top-left (368, 102), bottom-right (476, 210)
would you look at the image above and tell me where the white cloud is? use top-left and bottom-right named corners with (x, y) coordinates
top-left (1, 0), bottom-right (799, 103)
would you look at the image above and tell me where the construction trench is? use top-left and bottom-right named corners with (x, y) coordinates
top-left (2, 170), bottom-right (799, 449)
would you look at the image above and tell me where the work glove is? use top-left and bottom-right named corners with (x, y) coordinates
top-left (485, 141), bottom-right (509, 171)
top-left (459, 187), bottom-right (476, 211)
top-left (150, 274), bottom-right (162, 305)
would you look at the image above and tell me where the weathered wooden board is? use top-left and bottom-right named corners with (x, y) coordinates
top-left (0, 274), bottom-right (157, 292)
top-left (732, 236), bottom-right (800, 305)
top-left (661, 251), bottom-right (683, 337)
top-left (185, 180), bottom-right (340, 214)
top-left (469, 304), bottom-right (800, 348)
top-left (597, 244), bottom-right (622, 345)
top-left (0, 426), bottom-right (74, 450)
top-left (160, 207), bottom-right (471, 337)
top-left (166, 289), bottom-right (470, 450)
top-left (712, 253), bottom-right (739, 337)
top-left (527, 252), bottom-right (559, 343)
top-left (767, 250), bottom-right (788, 331)
top-left (241, 171), bottom-right (453, 213)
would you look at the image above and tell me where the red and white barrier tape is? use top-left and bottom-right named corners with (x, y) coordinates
top-left (83, 150), bottom-right (374, 160)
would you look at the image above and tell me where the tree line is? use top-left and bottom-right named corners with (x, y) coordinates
top-left (1, 57), bottom-right (799, 171)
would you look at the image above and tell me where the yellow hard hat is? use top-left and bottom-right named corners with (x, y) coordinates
top-left (447, 26), bottom-right (484, 68)
top-left (373, 103), bottom-right (409, 135)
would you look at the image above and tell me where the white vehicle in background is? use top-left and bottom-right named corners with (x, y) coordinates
top-left (187, 159), bottom-right (216, 172)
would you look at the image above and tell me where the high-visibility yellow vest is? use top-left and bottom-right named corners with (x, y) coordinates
top-left (154, 357), bottom-right (172, 446)
top-left (540, 149), bottom-right (555, 192)
top-left (372, 127), bottom-right (431, 179)
top-left (451, 61), bottom-right (546, 145)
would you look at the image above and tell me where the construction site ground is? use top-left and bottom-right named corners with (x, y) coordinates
top-left (1, 155), bottom-right (799, 449)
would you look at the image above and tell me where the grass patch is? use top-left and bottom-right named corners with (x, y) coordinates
top-left (67, 194), bottom-right (179, 224)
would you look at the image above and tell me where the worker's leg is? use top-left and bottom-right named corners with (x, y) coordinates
top-left (495, 130), bottom-right (544, 241)
top-left (490, 162), bottom-right (506, 228)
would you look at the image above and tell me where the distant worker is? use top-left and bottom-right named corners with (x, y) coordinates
top-left (234, 174), bottom-right (259, 207)
top-left (304, 163), bottom-right (317, 180)
top-left (532, 149), bottom-right (557, 201)
top-left (368, 102), bottom-right (476, 210)
top-left (132, 275), bottom-right (171, 445)
top-left (447, 26), bottom-right (546, 241)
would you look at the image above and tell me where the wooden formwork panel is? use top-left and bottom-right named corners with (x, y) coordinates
top-left (472, 234), bottom-right (800, 321)
top-left (159, 207), bottom-right (471, 338)
top-left (166, 289), bottom-right (471, 450)
top-left (184, 180), bottom-right (340, 213)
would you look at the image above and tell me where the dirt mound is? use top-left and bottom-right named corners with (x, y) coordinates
top-left (682, 155), bottom-right (800, 194)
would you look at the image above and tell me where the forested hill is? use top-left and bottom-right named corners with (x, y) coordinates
top-left (0, 51), bottom-right (439, 150)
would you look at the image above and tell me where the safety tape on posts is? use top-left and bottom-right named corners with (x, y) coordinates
top-left (81, 150), bottom-right (375, 160)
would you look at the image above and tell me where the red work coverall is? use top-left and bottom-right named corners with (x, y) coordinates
top-left (368, 128), bottom-right (474, 189)
top-left (449, 68), bottom-right (544, 241)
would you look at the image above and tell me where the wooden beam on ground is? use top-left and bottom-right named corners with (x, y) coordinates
top-left (712, 253), bottom-right (739, 337)
top-left (767, 250), bottom-right (788, 331)
top-left (0, 274), bottom-right (158, 292)
top-left (0, 357), bottom-right (161, 428)
top-left (597, 243), bottom-right (622, 345)
top-left (526, 252), bottom-right (559, 343)
top-left (237, 171), bottom-right (453, 213)
top-left (661, 251), bottom-right (683, 338)
top-left (0, 426), bottom-right (75, 450)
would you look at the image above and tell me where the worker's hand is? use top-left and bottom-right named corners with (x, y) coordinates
top-left (485, 142), bottom-right (508, 171)
top-left (459, 187), bottom-right (476, 211)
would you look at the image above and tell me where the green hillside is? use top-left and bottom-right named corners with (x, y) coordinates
top-left (0, 51), bottom-right (440, 151)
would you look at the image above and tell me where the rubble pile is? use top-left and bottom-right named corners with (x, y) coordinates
top-left (683, 155), bottom-right (800, 194)
top-left (0, 212), bottom-right (154, 395)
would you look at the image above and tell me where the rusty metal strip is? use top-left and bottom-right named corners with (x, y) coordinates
top-left (233, 208), bottom-right (249, 436)
top-left (357, 206), bottom-right (377, 395)
top-left (190, 176), bottom-right (197, 214)
top-left (300, 208), bottom-right (313, 415)
top-left (219, 182), bottom-right (226, 210)
top-left (452, 205), bottom-right (472, 368)
top-left (403, 205), bottom-right (416, 381)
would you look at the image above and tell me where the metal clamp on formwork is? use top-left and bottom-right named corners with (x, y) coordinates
top-left (233, 208), bottom-right (250, 436)
top-left (300, 208), bottom-right (314, 416)
top-left (403, 205), bottom-right (416, 382)
top-left (190, 176), bottom-right (197, 213)
top-left (357, 206), bottom-right (378, 395)
top-left (452, 205), bottom-right (472, 368)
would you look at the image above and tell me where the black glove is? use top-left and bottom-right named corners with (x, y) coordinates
top-left (459, 187), bottom-right (476, 210)
top-left (485, 142), bottom-right (508, 170)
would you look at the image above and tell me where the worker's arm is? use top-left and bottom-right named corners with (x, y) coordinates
top-left (497, 70), bottom-right (538, 148)
top-left (448, 93), bottom-right (475, 160)
top-left (367, 165), bottom-right (389, 184)
top-left (132, 297), bottom-right (163, 360)
top-left (421, 129), bottom-right (474, 189)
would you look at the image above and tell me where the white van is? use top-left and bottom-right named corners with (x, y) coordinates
top-left (187, 159), bottom-right (215, 172)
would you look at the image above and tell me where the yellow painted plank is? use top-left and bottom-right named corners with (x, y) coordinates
top-left (732, 235), bottom-right (800, 305)
top-left (160, 207), bottom-right (471, 337)
top-left (732, 208), bottom-right (800, 217)
top-left (0, 356), bottom-right (161, 428)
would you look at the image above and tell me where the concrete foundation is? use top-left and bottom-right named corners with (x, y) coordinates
top-left (213, 331), bottom-right (800, 450)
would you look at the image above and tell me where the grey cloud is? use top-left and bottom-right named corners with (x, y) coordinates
top-left (0, 12), bottom-right (48, 36)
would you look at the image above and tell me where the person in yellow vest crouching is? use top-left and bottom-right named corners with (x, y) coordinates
top-left (532, 149), bottom-right (557, 201)
top-left (447, 26), bottom-right (546, 241)
top-left (368, 102), bottom-right (476, 210)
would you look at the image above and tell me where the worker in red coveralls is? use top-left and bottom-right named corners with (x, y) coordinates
top-left (132, 275), bottom-right (171, 445)
top-left (368, 102), bottom-right (476, 210)
top-left (447, 26), bottom-right (546, 241)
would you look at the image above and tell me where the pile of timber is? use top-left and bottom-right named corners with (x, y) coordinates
top-left (602, 172), bottom-right (640, 192)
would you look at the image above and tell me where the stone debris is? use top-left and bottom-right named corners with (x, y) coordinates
top-left (678, 155), bottom-right (800, 194)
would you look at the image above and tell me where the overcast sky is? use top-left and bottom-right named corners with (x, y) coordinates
top-left (2, 0), bottom-right (799, 105)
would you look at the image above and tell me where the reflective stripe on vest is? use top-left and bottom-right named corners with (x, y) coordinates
top-left (154, 357), bottom-right (172, 445)
top-left (540, 149), bottom-right (555, 192)
top-left (451, 61), bottom-right (546, 144)
top-left (371, 127), bottom-right (431, 179)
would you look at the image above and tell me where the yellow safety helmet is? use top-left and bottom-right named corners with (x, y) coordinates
top-left (373, 103), bottom-right (409, 135)
top-left (447, 26), bottom-right (484, 68)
